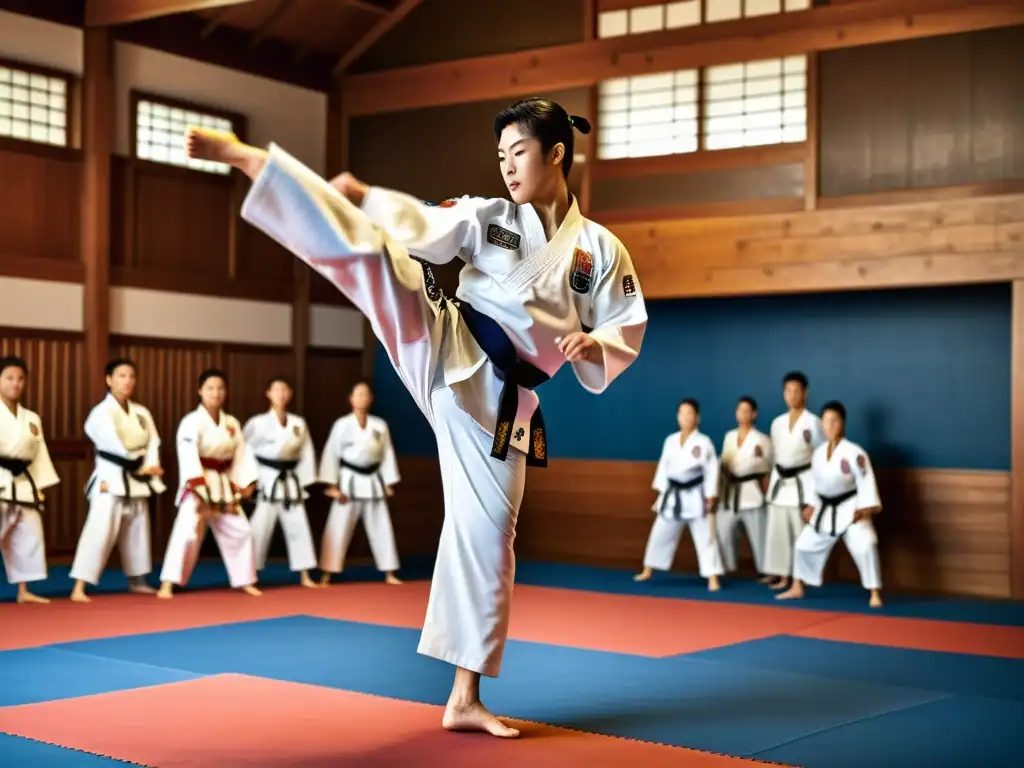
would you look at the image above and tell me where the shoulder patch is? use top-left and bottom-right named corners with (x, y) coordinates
top-left (802, 428), bottom-right (812, 444)
top-left (137, 413), bottom-right (147, 430)
top-left (840, 458), bottom-right (851, 474)
top-left (691, 445), bottom-right (701, 459)
top-left (29, 422), bottom-right (39, 437)
top-left (622, 274), bottom-right (637, 297)
top-left (754, 444), bottom-right (763, 457)
top-left (486, 224), bottom-right (520, 251)
top-left (569, 247), bottom-right (594, 294)
top-left (856, 454), bottom-right (868, 474)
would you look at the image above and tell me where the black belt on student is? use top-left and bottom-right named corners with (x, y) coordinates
top-left (814, 489), bottom-right (858, 538)
top-left (339, 458), bottom-right (384, 500)
top-left (0, 456), bottom-right (42, 509)
top-left (450, 299), bottom-right (550, 468)
top-left (769, 463), bottom-right (811, 507)
top-left (256, 456), bottom-right (301, 510)
top-left (723, 471), bottom-right (768, 511)
top-left (659, 475), bottom-right (704, 519)
top-left (90, 451), bottom-right (158, 514)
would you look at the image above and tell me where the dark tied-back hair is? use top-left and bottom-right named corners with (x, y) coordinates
top-left (198, 368), bottom-right (227, 388)
top-left (0, 355), bottom-right (27, 376)
top-left (105, 357), bottom-right (136, 377)
top-left (738, 395), bottom-right (759, 412)
top-left (266, 375), bottom-right (293, 390)
top-left (679, 398), bottom-right (700, 415)
top-left (494, 98), bottom-right (592, 178)
top-left (783, 370), bottom-right (808, 389)
top-left (821, 400), bottom-right (847, 423)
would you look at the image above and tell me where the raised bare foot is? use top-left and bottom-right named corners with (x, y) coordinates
top-left (633, 567), bottom-right (652, 582)
top-left (156, 583), bottom-right (174, 600)
top-left (242, 585), bottom-right (262, 597)
top-left (16, 590), bottom-right (50, 604)
top-left (776, 584), bottom-right (805, 601)
top-left (708, 575), bottom-right (721, 592)
top-left (385, 573), bottom-right (403, 585)
top-left (869, 590), bottom-right (883, 608)
top-left (184, 127), bottom-right (265, 178)
top-left (442, 700), bottom-right (520, 738)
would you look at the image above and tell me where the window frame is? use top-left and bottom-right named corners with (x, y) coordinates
top-left (0, 56), bottom-right (77, 156)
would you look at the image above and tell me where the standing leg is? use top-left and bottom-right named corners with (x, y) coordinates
top-left (117, 499), bottom-right (155, 593)
top-left (1, 505), bottom-right (49, 604)
top-left (777, 526), bottom-right (837, 601)
top-left (420, 385), bottom-right (525, 738)
top-left (277, 503), bottom-right (319, 587)
top-left (157, 500), bottom-right (205, 599)
top-left (842, 519), bottom-right (883, 607)
top-left (764, 503), bottom-right (800, 588)
top-left (715, 508), bottom-right (741, 573)
top-left (69, 494), bottom-right (123, 601)
top-left (689, 515), bottom-right (725, 591)
top-left (207, 511), bottom-right (260, 595)
top-left (362, 498), bottom-right (402, 584)
top-left (635, 516), bottom-right (687, 581)
top-left (318, 499), bottom-right (362, 585)
top-left (739, 506), bottom-right (769, 575)
top-left (248, 498), bottom-right (279, 573)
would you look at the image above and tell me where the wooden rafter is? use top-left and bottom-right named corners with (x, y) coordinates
top-left (200, 5), bottom-right (236, 37)
top-left (332, 0), bottom-right (423, 76)
top-left (339, 0), bottom-right (1024, 115)
top-left (249, 0), bottom-right (293, 50)
top-left (85, 0), bottom-right (255, 26)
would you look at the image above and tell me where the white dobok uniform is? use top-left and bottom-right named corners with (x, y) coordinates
top-left (716, 428), bottom-right (773, 574)
top-left (318, 413), bottom-right (401, 574)
top-left (764, 410), bottom-right (825, 578)
top-left (642, 431), bottom-right (723, 579)
top-left (240, 144), bottom-right (647, 677)
top-left (242, 411), bottom-right (318, 573)
top-left (0, 404), bottom-right (59, 585)
top-left (70, 395), bottom-right (165, 585)
top-left (159, 406), bottom-right (259, 589)
top-left (793, 439), bottom-right (883, 590)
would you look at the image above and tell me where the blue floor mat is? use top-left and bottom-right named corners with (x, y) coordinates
top-left (686, 635), bottom-right (1024, 702)
top-left (755, 695), bottom-right (1024, 767)
top-left (512, 561), bottom-right (1024, 626)
top-left (0, 647), bottom-right (202, 707)
top-left (48, 616), bottom-right (948, 757)
top-left (0, 734), bottom-right (128, 767)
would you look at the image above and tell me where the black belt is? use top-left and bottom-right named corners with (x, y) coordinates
top-left (256, 456), bottom-right (301, 510)
top-left (0, 456), bottom-right (42, 509)
top-left (338, 458), bottom-right (383, 500)
top-left (770, 463), bottom-right (812, 507)
top-left (659, 475), bottom-right (704, 519)
top-left (814, 489), bottom-right (858, 537)
top-left (88, 451), bottom-right (158, 517)
top-left (723, 471), bottom-right (768, 511)
top-left (446, 298), bottom-right (550, 467)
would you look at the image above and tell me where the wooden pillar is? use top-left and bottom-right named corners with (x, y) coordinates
top-left (580, 0), bottom-right (597, 215)
top-left (81, 27), bottom-right (114, 404)
top-left (804, 52), bottom-right (819, 212)
top-left (1011, 279), bottom-right (1024, 598)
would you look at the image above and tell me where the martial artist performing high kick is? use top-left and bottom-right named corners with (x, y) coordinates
top-left (185, 96), bottom-right (647, 738)
top-left (0, 356), bottom-right (60, 604)
top-left (70, 358), bottom-right (165, 602)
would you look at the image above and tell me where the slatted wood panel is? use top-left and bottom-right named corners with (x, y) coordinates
top-left (393, 457), bottom-right (1013, 599)
top-left (608, 193), bottom-right (1024, 297)
top-left (0, 332), bottom-right (88, 439)
top-left (222, 345), bottom-right (295, 426)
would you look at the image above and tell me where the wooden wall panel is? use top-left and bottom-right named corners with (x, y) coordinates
top-left (607, 193), bottom-right (1024, 298)
top-left (0, 332), bottom-right (89, 439)
top-left (222, 345), bottom-right (295, 425)
top-left (0, 146), bottom-right (81, 269)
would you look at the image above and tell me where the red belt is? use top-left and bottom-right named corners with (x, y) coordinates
top-left (200, 457), bottom-right (232, 472)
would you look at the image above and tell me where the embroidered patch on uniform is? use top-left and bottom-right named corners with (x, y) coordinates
top-left (803, 429), bottom-right (812, 444)
top-left (137, 414), bottom-right (147, 429)
top-left (227, 425), bottom-right (236, 437)
top-left (692, 445), bottom-right (701, 458)
top-left (754, 445), bottom-right (763, 457)
top-left (438, 199), bottom-right (458, 208)
top-left (514, 427), bottom-right (525, 442)
top-left (292, 425), bottom-right (301, 436)
top-left (622, 274), bottom-right (637, 297)
top-left (29, 423), bottom-right (39, 437)
top-left (856, 454), bottom-right (868, 474)
top-left (486, 224), bottom-right (520, 250)
top-left (569, 247), bottom-right (593, 294)
top-left (840, 459), bottom-right (853, 474)
top-left (372, 429), bottom-right (382, 440)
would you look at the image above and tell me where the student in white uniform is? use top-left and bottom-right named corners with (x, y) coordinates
top-left (319, 381), bottom-right (402, 586)
top-left (716, 396), bottom-right (773, 578)
top-left (242, 376), bottom-right (319, 589)
top-left (69, 358), bottom-right (165, 602)
top-left (764, 371), bottom-right (825, 590)
top-left (635, 399), bottom-right (723, 591)
top-left (0, 356), bottom-right (60, 605)
top-left (185, 96), bottom-right (647, 739)
top-left (158, 368), bottom-right (261, 599)
top-left (777, 401), bottom-right (884, 608)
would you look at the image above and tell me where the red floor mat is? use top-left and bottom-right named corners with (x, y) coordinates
top-left (0, 674), bottom-right (784, 767)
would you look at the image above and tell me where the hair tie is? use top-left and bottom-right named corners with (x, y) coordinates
top-left (568, 115), bottom-right (574, 126)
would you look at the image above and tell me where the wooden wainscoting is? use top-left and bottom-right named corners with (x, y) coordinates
top-left (395, 457), bottom-right (1013, 600)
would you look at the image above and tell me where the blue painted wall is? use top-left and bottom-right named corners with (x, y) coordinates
top-left (372, 283), bottom-right (1012, 470)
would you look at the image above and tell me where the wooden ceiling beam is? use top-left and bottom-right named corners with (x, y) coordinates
top-left (200, 5), bottom-right (236, 37)
top-left (339, 0), bottom-right (1024, 116)
top-left (332, 0), bottom-right (423, 76)
top-left (85, 0), bottom-right (254, 26)
top-left (248, 0), bottom-right (293, 50)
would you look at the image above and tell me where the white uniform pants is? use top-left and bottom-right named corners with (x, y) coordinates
top-left (0, 503), bottom-right (47, 584)
top-left (241, 145), bottom-right (525, 678)
top-left (320, 497), bottom-right (400, 574)
top-left (69, 495), bottom-right (151, 585)
top-left (159, 498), bottom-right (257, 588)
top-left (249, 499), bottom-right (317, 572)
top-left (643, 514), bottom-right (724, 578)
top-left (764, 503), bottom-right (805, 577)
top-left (717, 506), bottom-right (768, 574)
top-left (793, 517), bottom-right (882, 590)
